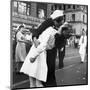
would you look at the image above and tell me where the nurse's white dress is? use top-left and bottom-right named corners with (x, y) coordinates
top-left (15, 31), bottom-right (26, 62)
top-left (20, 27), bottom-right (58, 82)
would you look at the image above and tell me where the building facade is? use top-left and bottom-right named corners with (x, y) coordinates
top-left (64, 5), bottom-right (87, 35)
top-left (11, 0), bottom-right (88, 36)
top-left (49, 4), bottom-right (87, 35)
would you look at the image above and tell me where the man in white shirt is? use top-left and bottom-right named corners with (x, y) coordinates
top-left (57, 22), bottom-right (72, 69)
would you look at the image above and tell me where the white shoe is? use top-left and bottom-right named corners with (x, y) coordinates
top-left (30, 84), bottom-right (36, 88)
top-left (36, 84), bottom-right (43, 87)
top-left (81, 61), bottom-right (84, 63)
top-left (36, 80), bottom-right (43, 87)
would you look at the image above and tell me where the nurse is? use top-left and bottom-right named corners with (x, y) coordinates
top-left (15, 24), bottom-right (28, 73)
top-left (20, 10), bottom-right (64, 87)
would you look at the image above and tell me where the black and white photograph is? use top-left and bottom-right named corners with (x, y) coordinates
top-left (10, 0), bottom-right (88, 89)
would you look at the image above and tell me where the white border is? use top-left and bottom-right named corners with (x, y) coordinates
top-left (20, 0), bottom-right (89, 5)
top-left (0, 0), bottom-right (89, 90)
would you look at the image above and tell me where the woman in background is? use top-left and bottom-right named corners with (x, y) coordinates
top-left (15, 24), bottom-right (27, 73)
top-left (25, 30), bottom-right (33, 54)
top-left (79, 29), bottom-right (87, 63)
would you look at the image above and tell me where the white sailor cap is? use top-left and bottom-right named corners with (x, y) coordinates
top-left (50, 10), bottom-right (64, 20)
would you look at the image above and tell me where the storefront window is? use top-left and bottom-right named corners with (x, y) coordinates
top-left (63, 5), bottom-right (66, 10)
top-left (76, 5), bottom-right (80, 9)
top-left (72, 14), bottom-right (75, 21)
top-left (18, 2), bottom-right (26, 15)
top-left (27, 7), bottom-right (30, 15)
top-left (13, 1), bottom-right (18, 12)
top-left (73, 5), bottom-right (75, 9)
top-left (54, 4), bottom-right (57, 10)
top-left (13, 1), bottom-right (31, 16)
top-left (68, 5), bottom-right (71, 9)
top-left (37, 3), bottom-right (47, 19)
top-left (51, 5), bottom-right (54, 11)
top-left (59, 5), bottom-right (62, 10)
top-left (51, 5), bottom-right (55, 13)
top-left (73, 29), bottom-right (76, 34)
top-left (80, 6), bottom-right (84, 10)
top-left (26, 4), bottom-right (31, 16)
top-left (14, 1), bottom-right (17, 7)
top-left (83, 15), bottom-right (85, 23)
top-left (38, 9), bottom-right (45, 19)
top-left (64, 15), bottom-right (66, 22)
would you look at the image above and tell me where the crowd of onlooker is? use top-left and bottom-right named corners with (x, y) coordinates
top-left (12, 25), bottom-right (83, 64)
top-left (66, 35), bottom-right (80, 48)
top-left (12, 25), bottom-right (33, 71)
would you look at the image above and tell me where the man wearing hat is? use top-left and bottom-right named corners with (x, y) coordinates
top-left (57, 22), bottom-right (72, 69)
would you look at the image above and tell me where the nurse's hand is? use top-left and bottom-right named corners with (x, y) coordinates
top-left (33, 37), bottom-right (40, 48)
top-left (30, 58), bottom-right (36, 63)
top-left (78, 45), bottom-right (80, 49)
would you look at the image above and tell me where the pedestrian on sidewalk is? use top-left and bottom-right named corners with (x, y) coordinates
top-left (15, 24), bottom-right (28, 73)
top-left (25, 30), bottom-right (33, 54)
top-left (79, 29), bottom-right (87, 63)
top-left (57, 22), bottom-right (72, 69)
top-left (74, 36), bottom-right (78, 48)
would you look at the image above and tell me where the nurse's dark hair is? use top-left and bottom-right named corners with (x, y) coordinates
top-left (15, 24), bottom-right (25, 39)
top-left (33, 18), bottom-right (54, 38)
top-left (54, 16), bottom-right (64, 23)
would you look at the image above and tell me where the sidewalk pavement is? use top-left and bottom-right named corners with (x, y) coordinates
top-left (55, 47), bottom-right (87, 86)
top-left (56, 60), bottom-right (87, 86)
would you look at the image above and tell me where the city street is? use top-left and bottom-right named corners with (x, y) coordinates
top-left (12, 47), bottom-right (88, 89)
top-left (10, 1), bottom-right (88, 90)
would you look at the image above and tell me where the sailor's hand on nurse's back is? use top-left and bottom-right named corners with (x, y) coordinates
top-left (54, 33), bottom-right (62, 48)
top-left (30, 57), bottom-right (36, 63)
top-left (55, 33), bottom-right (61, 40)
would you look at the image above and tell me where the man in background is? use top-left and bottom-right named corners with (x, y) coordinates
top-left (56, 22), bottom-right (72, 69)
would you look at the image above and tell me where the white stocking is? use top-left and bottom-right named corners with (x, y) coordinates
top-left (29, 77), bottom-right (36, 88)
top-left (36, 79), bottom-right (43, 87)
